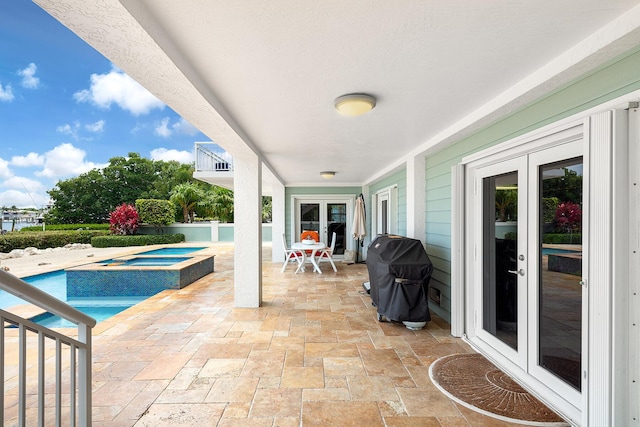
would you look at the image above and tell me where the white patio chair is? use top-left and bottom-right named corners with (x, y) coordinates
top-left (281, 233), bottom-right (305, 272)
top-left (316, 232), bottom-right (337, 272)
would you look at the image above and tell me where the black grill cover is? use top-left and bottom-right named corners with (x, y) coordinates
top-left (366, 234), bottom-right (433, 323)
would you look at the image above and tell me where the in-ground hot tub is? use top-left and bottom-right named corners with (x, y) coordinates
top-left (66, 254), bottom-right (215, 298)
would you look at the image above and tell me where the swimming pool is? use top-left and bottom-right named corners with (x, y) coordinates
top-left (0, 270), bottom-right (66, 310)
top-left (0, 270), bottom-right (144, 326)
top-left (1, 246), bottom-right (215, 326)
top-left (29, 305), bottom-right (134, 328)
top-left (101, 256), bottom-right (192, 266)
top-left (135, 247), bottom-right (206, 256)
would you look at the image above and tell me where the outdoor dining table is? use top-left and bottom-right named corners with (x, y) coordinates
top-left (291, 241), bottom-right (326, 274)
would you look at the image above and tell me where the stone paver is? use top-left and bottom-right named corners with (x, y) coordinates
top-left (3, 242), bottom-right (530, 426)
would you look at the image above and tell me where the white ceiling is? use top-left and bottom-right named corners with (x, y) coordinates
top-left (36, 0), bottom-right (640, 187)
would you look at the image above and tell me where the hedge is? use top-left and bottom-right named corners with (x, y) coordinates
top-left (542, 233), bottom-right (582, 244)
top-left (504, 232), bottom-right (582, 244)
top-left (91, 233), bottom-right (185, 248)
top-left (0, 230), bottom-right (110, 253)
top-left (135, 199), bottom-right (174, 228)
top-left (20, 223), bottom-right (110, 232)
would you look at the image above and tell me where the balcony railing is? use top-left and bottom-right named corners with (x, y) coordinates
top-left (1, 270), bottom-right (95, 426)
top-left (194, 142), bottom-right (234, 173)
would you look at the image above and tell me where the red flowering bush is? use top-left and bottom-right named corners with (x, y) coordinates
top-left (109, 203), bottom-right (139, 235)
top-left (555, 201), bottom-right (581, 233)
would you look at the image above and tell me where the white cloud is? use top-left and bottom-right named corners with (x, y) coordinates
top-left (0, 190), bottom-right (48, 209)
top-left (36, 143), bottom-right (106, 178)
top-left (73, 66), bottom-right (165, 116)
top-left (11, 152), bottom-right (45, 167)
top-left (0, 158), bottom-right (13, 179)
top-left (154, 117), bottom-right (172, 138)
top-left (57, 122), bottom-right (80, 139)
top-left (150, 148), bottom-right (193, 164)
top-left (2, 176), bottom-right (46, 192)
top-left (18, 63), bottom-right (40, 89)
top-left (172, 118), bottom-right (199, 136)
top-left (154, 117), bottom-right (199, 138)
top-left (85, 120), bottom-right (105, 133)
top-left (0, 82), bottom-right (14, 101)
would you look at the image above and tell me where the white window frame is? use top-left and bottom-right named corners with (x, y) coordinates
top-left (372, 185), bottom-right (398, 236)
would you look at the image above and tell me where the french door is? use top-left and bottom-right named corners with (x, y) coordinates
top-left (467, 138), bottom-right (585, 415)
top-left (295, 198), bottom-right (350, 255)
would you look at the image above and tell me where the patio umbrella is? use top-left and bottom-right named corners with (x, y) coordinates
top-left (351, 194), bottom-right (366, 262)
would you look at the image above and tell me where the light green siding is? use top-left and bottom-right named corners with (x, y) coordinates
top-left (424, 46), bottom-right (640, 323)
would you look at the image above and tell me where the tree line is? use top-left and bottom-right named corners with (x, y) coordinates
top-left (45, 152), bottom-right (249, 224)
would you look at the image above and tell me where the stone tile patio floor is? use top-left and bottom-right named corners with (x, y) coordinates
top-left (6, 242), bottom-right (525, 426)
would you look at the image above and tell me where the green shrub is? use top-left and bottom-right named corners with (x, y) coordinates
top-left (20, 223), bottom-right (110, 232)
top-left (504, 232), bottom-right (581, 244)
top-left (91, 233), bottom-right (185, 248)
top-left (0, 230), bottom-right (110, 252)
top-left (136, 199), bottom-right (175, 231)
top-left (542, 233), bottom-right (582, 244)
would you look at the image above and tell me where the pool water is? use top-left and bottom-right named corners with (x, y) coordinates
top-left (541, 248), bottom-right (580, 255)
top-left (0, 270), bottom-right (144, 326)
top-left (136, 247), bottom-right (206, 256)
top-left (30, 305), bottom-right (133, 328)
top-left (102, 256), bottom-right (191, 266)
top-left (0, 270), bottom-right (67, 310)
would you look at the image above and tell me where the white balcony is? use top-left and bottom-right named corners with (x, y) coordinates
top-left (193, 142), bottom-right (235, 190)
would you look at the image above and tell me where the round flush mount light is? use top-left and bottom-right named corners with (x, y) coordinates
top-left (320, 171), bottom-right (336, 179)
top-left (334, 93), bottom-right (376, 116)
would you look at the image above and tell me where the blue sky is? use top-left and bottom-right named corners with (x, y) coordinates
top-left (0, 0), bottom-right (209, 209)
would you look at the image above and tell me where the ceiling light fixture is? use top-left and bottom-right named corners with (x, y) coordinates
top-left (320, 171), bottom-right (336, 179)
top-left (334, 93), bottom-right (376, 116)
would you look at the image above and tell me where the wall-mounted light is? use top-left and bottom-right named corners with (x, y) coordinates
top-left (334, 93), bottom-right (376, 116)
top-left (320, 171), bottom-right (336, 179)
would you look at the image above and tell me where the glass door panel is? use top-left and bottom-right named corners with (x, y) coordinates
top-left (538, 157), bottom-right (583, 391)
top-left (300, 203), bottom-right (320, 234)
top-left (482, 171), bottom-right (519, 351)
top-left (326, 203), bottom-right (346, 255)
top-left (474, 155), bottom-right (528, 366)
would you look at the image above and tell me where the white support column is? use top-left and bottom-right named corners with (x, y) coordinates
top-left (271, 179), bottom-right (285, 263)
top-left (234, 154), bottom-right (262, 307)
top-left (587, 111), bottom-right (614, 426)
top-left (450, 164), bottom-right (465, 338)
top-left (210, 220), bottom-right (219, 242)
top-left (406, 154), bottom-right (426, 242)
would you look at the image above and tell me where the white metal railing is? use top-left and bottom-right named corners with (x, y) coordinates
top-left (194, 142), bottom-right (234, 172)
top-left (1, 269), bottom-right (95, 426)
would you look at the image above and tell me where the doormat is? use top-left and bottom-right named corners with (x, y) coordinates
top-left (429, 353), bottom-right (569, 426)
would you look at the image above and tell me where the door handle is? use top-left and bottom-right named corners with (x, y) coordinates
top-left (508, 269), bottom-right (525, 276)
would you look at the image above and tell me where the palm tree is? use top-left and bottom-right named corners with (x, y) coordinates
top-left (170, 183), bottom-right (204, 223)
top-left (199, 186), bottom-right (234, 223)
